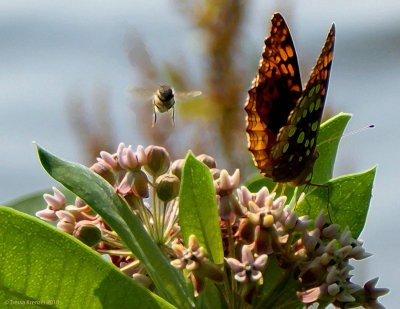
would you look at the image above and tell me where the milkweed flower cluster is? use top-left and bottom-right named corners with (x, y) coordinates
top-left (36, 144), bottom-right (388, 308)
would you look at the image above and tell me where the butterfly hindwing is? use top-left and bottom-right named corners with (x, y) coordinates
top-left (271, 25), bottom-right (335, 185)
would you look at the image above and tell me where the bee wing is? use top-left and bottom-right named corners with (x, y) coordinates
top-left (129, 86), bottom-right (156, 101)
top-left (174, 90), bottom-right (202, 100)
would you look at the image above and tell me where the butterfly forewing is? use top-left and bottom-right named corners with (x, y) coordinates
top-left (245, 13), bottom-right (302, 178)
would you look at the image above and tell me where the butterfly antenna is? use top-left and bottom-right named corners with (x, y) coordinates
top-left (318, 124), bottom-right (374, 147)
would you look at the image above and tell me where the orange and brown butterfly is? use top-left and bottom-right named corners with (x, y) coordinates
top-left (245, 13), bottom-right (335, 187)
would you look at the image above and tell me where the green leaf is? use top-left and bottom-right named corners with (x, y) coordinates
top-left (179, 152), bottom-right (223, 264)
top-left (0, 207), bottom-right (176, 309)
top-left (296, 167), bottom-right (376, 237)
top-left (35, 144), bottom-right (192, 309)
top-left (312, 112), bottom-right (351, 185)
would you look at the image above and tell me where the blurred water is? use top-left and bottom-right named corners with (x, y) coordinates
top-left (0, 0), bottom-right (398, 306)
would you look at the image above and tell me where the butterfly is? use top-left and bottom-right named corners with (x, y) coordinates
top-left (245, 13), bottom-right (335, 187)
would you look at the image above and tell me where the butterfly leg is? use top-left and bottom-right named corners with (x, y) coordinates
top-left (320, 183), bottom-right (331, 223)
top-left (280, 183), bottom-right (287, 196)
top-left (294, 184), bottom-right (308, 210)
top-left (326, 184), bottom-right (331, 222)
top-left (311, 183), bottom-right (331, 222)
top-left (272, 182), bottom-right (280, 193)
top-left (298, 183), bottom-right (332, 222)
top-left (171, 106), bottom-right (175, 127)
top-left (152, 107), bottom-right (157, 127)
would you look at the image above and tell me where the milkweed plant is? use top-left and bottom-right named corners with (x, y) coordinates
top-left (0, 113), bottom-right (388, 308)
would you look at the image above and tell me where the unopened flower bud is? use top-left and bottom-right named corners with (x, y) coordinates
top-left (337, 291), bottom-right (355, 302)
top-left (327, 283), bottom-right (340, 296)
top-left (98, 151), bottom-right (118, 169)
top-left (196, 154), bottom-right (216, 169)
top-left (156, 174), bottom-right (180, 202)
top-left (216, 169), bottom-right (240, 192)
top-left (210, 168), bottom-right (220, 180)
top-left (322, 224), bottom-right (340, 239)
top-left (73, 221), bottom-right (102, 247)
top-left (132, 274), bottom-right (152, 288)
top-left (36, 209), bottom-right (58, 221)
top-left (117, 143), bottom-right (138, 169)
top-left (171, 159), bottom-right (185, 179)
top-left (349, 246), bottom-right (371, 260)
top-left (145, 146), bottom-right (170, 177)
top-left (56, 210), bottom-right (76, 234)
top-left (315, 211), bottom-right (328, 229)
top-left (364, 277), bottom-right (389, 300)
top-left (284, 211), bottom-right (298, 230)
top-left (90, 161), bottom-right (115, 184)
top-left (133, 170), bottom-right (150, 198)
top-left (324, 239), bottom-right (337, 255)
top-left (75, 197), bottom-right (86, 208)
top-left (302, 232), bottom-right (319, 253)
top-left (118, 171), bottom-right (149, 198)
top-left (43, 187), bottom-right (66, 211)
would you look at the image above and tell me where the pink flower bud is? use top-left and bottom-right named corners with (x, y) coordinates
top-left (56, 210), bottom-right (76, 233)
top-left (43, 187), bottom-right (66, 211)
top-left (36, 209), bottom-right (58, 221)
top-left (99, 151), bottom-right (118, 169)
top-left (196, 154), bottom-right (216, 169)
top-left (90, 161), bottom-right (115, 184)
top-left (171, 159), bottom-right (185, 179)
top-left (144, 146), bottom-right (170, 177)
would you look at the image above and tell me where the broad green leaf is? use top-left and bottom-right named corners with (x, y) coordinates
top-left (35, 144), bottom-right (192, 309)
top-left (312, 113), bottom-right (351, 185)
top-left (0, 207), bottom-right (175, 309)
top-left (296, 167), bottom-right (376, 237)
top-left (179, 152), bottom-right (223, 264)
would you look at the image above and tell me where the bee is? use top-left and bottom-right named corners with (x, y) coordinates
top-left (130, 84), bottom-right (202, 127)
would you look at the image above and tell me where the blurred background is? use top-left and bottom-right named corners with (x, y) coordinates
top-left (0, 0), bottom-right (398, 306)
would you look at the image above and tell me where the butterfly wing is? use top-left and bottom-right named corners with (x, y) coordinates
top-left (245, 13), bottom-right (302, 178)
top-left (271, 24), bottom-right (336, 185)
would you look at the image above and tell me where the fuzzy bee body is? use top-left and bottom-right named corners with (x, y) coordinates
top-left (152, 85), bottom-right (176, 126)
top-left (130, 84), bottom-right (201, 127)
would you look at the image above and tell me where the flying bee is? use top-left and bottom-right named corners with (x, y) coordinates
top-left (130, 84), bottom-right (202, 127)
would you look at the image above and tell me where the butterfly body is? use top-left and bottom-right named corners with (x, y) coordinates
top-left (245, 13), bottom-right (335, 186)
